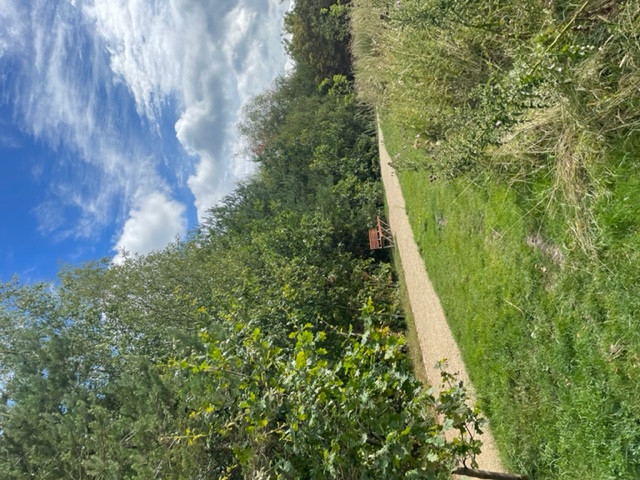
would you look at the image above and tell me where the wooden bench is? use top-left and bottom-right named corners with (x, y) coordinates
top-left (369, 216), bottom-right (394, 250)
top-left (369, 227), bottom-right (381, 249)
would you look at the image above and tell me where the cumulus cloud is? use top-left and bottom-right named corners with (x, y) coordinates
top-left (112, 190), bottom-right (187, 264)
top-left (84, 0), bottom-right (291, 220)
top-left (0, 0), bottom-right (289, 262)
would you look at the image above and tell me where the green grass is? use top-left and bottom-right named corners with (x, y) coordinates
top-left (391, 245), bottom-right (428, 384)
top-left (380, 119), bottom-right (640, 479)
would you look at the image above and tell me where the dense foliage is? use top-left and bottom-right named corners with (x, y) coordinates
top-left (284, 0), bottom-right (353, 81)
top-left (0, 2), bottom-right (485, 478)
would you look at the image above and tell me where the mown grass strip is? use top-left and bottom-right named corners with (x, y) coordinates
top-left (391, 244), bottom-right (428, 384)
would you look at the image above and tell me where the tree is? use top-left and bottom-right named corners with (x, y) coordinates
top-left (0, 268), bottom-right (206, 479)
top-left (284, 0), bottom-right (354, 82)
top-left (175, 300), bottom-right (485, 479)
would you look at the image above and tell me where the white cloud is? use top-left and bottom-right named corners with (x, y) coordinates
top-left (84, 0), bottom-right (291, 221)
top-left (0, 1), bottom-right (26, 57)
top-left (1, 0), bottom-right (158, 238)
top-left (33, 201), bottom-right (66, 237)
top-left (0, 0), bottom-right (289, 263)
top-left (112, 190), bottom-right (186, 264)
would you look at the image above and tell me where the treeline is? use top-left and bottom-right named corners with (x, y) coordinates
top-left (0, 2), bottom-right (482, 478)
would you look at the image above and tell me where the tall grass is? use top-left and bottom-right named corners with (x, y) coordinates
top-left (352, 0), bottom-right (640, 255)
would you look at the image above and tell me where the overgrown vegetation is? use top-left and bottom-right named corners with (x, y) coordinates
top-left (353, 0), bottom-right (640, 478)
top-left (0, 2), bottom-right (488, 478)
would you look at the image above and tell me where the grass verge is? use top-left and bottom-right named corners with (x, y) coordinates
top-left (391, 244), bottom-right (428, 384)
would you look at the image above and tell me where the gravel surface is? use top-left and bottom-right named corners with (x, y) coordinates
top-left (377, 122), bottom-right (504, 474)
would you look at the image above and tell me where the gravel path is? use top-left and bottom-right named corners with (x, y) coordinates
top-left (377, 123), bottom-right (504, 474)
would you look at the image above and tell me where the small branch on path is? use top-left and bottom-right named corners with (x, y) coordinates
top-left (452, 467), bottom-right (528, 480)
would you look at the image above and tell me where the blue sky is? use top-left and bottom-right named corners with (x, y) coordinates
top-left (0, 0), bottom-right (290, 282)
